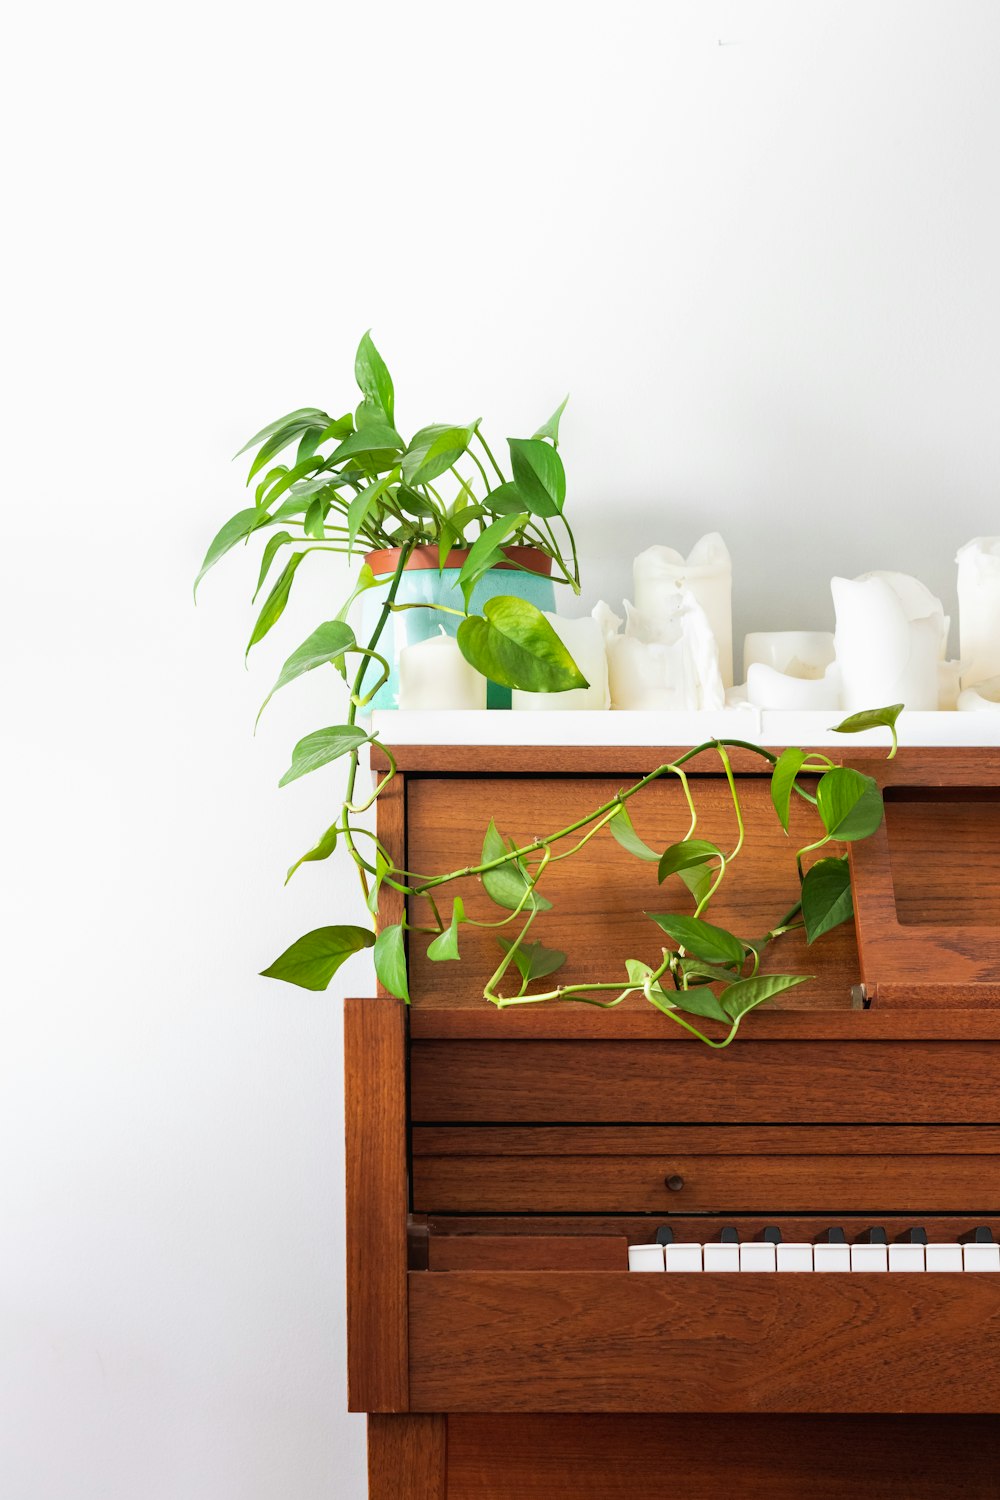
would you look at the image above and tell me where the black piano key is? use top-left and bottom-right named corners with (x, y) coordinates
top-left (655, 1226), bottom-right (675, 1247)
top-left (720, 1226), bottom-right (739, 1244)
top-left (960, 1226), bottom-right (995, 1244)
top-left (905, 1227), bottom-right (929, 1245)
top-left (864, 1227), bottom-right (888, 1245)
top-left (822, 1227), bottom-right (847, 1244)
top-left (763, 1226), bottom-right (782, 1244)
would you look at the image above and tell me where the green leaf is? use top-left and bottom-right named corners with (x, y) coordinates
top-left (718, 972), bottom-right (810, 1022)
top-left (258, 454), bottom-right (327, 509)
top-left (669, 986), bottom-right (731, 1024)
top-left (679, 864), bottom-right (714, 907)
top-left (831, 702), bottom-right (904, 758)
top-left (296, 426), bottom-right (327, 465)
top-left (347, 469), bottom-right (399, 550)
top-left (260, 924), bottom-right (374, 991)
top-left (625, 958), bottom-right (656, 986)
top-left (194, 507), bottom-right (265, 598)
top-left (608, 805), bottom-right (660, 863)
top-left (374, 922), bottom-right (408, 1001)
top-left (285, 822), bottom-right (339, 884)
top-left (816, 767), bottom-right (884, 842)
top-left (497, 935), bottom-right (566, 985)
top-left (336, 563), bottom-right (380, 625)
top-left (366, 849), bottom-right (391, 916)
top-left (456, 514), bottom-right (527, 610)
top-left (427, 897), bottom-right (465, 961)
top-left (304, 497), bottom-right (330, 539)
top-left (255, 465), bottom-right (288, 507)
top-left (481, 481), bottom-right (526, 517)
top-left (801, 856), bottom-right (854, 944)
top-left (771, 747), bottom-right (807, 834)
top-left (235, 406), bottom-right (330, 459)
top-left (508, 437), bottom-right (566, 517)
top-left (658, 839), bottom-right (723, 884)
top-left (245, 418), bottom-right (332, 484)
top-left (677, 956), bottom-right (747, 985)
top-left (458, 597), bottom-right (588, 693)
top-left (278, 724), bottom-right (370, 787)
top-left (480, 819), bottom-right (552, 912)
top-left (245, 552), bottom-right (305, 657)
top-left (355, 331), bottom-right (395, 426)
top-left (402, 422), bottom-right (477, 486)
top-left (646, 913), bottom-right (745, 968)
top-left (532, 395), bottom-right (569, 448)
top-left (253, 531), bottom-right (293, 602)
top-left (258, 620), bottom-right (357, 723)
top-left (329, 420), bottom-right (404, 468)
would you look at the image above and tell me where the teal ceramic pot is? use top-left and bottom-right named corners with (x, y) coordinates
top-left (358, 545), bottom-right (556, 710)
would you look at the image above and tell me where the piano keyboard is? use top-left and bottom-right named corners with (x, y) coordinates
top-left (628, 1225), bottom-right (1000, 1272)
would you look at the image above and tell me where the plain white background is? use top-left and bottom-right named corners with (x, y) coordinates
top-left (3, 2), bottom-right (999, 1495)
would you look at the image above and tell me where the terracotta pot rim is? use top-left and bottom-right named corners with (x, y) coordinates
top-left (364, 543), bottom-right (554, 577)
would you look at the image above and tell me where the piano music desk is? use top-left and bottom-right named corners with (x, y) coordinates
top-left (348, 744), bottom-right (1000, 1498)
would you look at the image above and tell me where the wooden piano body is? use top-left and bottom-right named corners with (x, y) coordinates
top-left (346, 743), bottom-right (1000, 1497)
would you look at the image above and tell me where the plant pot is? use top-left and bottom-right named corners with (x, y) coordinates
top-left (358, 546), bottom-right (556, 711)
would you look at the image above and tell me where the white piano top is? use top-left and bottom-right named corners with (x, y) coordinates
top-left (369, 708), bottom-right (1000, 748)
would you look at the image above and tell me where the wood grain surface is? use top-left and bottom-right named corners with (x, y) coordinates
top-left (444, 1414), bottom-right (1000, 1499)
top-left (367, 1414), bottom-right (445, 1499)
top-left (408, 1270), bottom-right (1000, 1413)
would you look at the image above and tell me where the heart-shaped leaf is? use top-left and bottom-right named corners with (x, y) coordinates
top-left (285, 822), bottom-right (339, 884)
top-left (508, 437), bottom-right (566, 516)
top-left (354, 331), bottom-right (395, 426)
top-left (497, 936), bottom-right (567, 985)
top-left (427, 898), bottom-right (465, 961)
top-left (532, 395), bottom-right (569, 448)
top-left (831, 702), bottom-right (904, 749)
top-left (194, 507), bottom-right (267, 598)
top-left (402, 422), bottom-right (477, 486)
top-left (647, 913), bottom-right (745, 968)
top-left (679, 864), bottom-right (714, 907)
top-left (771, 747), bottom-right (807, 833)
top-left (670, 986), bottom-right (731, 1024)
top-left (718, 972), bottom-right (810, 1021)
top-left (480, 819), bottom-right (552, 912)
top-left (482, 481), bottom-right (528, 517)
top-left (374, 922), bottom-right (409, 1001)
top-left (608, 805), bottom-right (660, 862)
top-left (330, 420), bottom-right (404, 468)
top-left (278, 724), bottom-right (370, 787)
top-left (658, 839), bottom-right (723, 884)
top-left (258, 620), bottom-right (357, 723)
top-left (458, 597), bottom-right (588, 693)
top-left (260, 924), bottom-right (374, 991)
top-left (801, 855), bottom-right (854, 943)
top-left (816, 767), bottom-right (884, 841)
top-left (456, 515), bottom-right (528, 609)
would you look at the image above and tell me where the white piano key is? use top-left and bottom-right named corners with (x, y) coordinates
top-left (664, 1242), bottom-right (703, 1272)
top-left (813, 1242), bottom-right (851, 1272)
top-left (703, 1242), bottom-right (740, 1272)
top-left (739, 1242), bottom-right (776, 1272)
top-left (628, 1243), bottom-right (665, 1272)
top-left (963, 1242), bottom-right (1000, 1272)
top-left (851, 1242), bottom-right (888, 1272)
top-left (888, 1243), bottom-right (925, 1272)
top-left (776, 1243), bottom-right (813, 1272)
top-left (925, 1243), bottom-right (963, 1272)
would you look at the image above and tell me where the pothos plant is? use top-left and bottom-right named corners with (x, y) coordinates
top-left (197, 334), bottom-right (901, 1047)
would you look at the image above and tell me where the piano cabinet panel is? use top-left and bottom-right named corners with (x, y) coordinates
top-left (410, 1037), bottom-right (1000, 1123)
top-left (407, 1269), bottom-right (1000, 1414)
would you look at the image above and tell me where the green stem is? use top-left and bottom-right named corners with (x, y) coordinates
top-left (475, 429), bottom-right (506, 485)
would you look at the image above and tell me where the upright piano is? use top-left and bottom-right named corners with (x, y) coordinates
top-left (346, 742), bottom-right (1000, 1498)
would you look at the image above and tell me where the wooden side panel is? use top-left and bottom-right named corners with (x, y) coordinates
top-left (345, 996), bottom-right (408, 1412)
top-left (446, 1414), bottom-right (1000, 1500)
top-left (367, 1414), bottom-right (446, 1500)
top-left (408, 1270), bottom-right (1000, 1413)
top-left (410, 1039), bottom-right (1000, 1123)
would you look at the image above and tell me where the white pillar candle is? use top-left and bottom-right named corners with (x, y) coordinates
top-left (597, 598), bottom-right (725, 711)
top-left (832, 573), bottom-right (943, 712)
top-left (632, 534), bottom-right (734, 687)
top-left (746, 662), bottom-right (841, 711)
top-left (957, 537), bottom-right (1000, 688)
top-left (957, 674), bottom-right (1000, 712)
top-left (743, 631), bottom-right (835, 679)
top-left (398, 628), bottom-right (487, 710)
top-left (511, 613), bottom-right (610, 711)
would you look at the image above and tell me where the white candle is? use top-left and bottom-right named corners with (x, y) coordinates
top-left (597, 598), bottom-right (725, 711)
top-left (957, 537), bottom-right (1000, 688)
top-left (632, 534), bottom-right (733, 687)
top-left (511, 613), bottom-right (610, 711)
top-left (746, 662), bottom-right (841, 711)
top-left (957, 674), bottom-right (1000, 712)
top-left (832, 572), bottom-right (944, 712)
top-left (398, 628), bottom-right (487, 710)
top-left (743, 631), bottom-right (835, 679)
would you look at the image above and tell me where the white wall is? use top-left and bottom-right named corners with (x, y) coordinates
top-left (4, 2), bottom-right (999, 1495)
